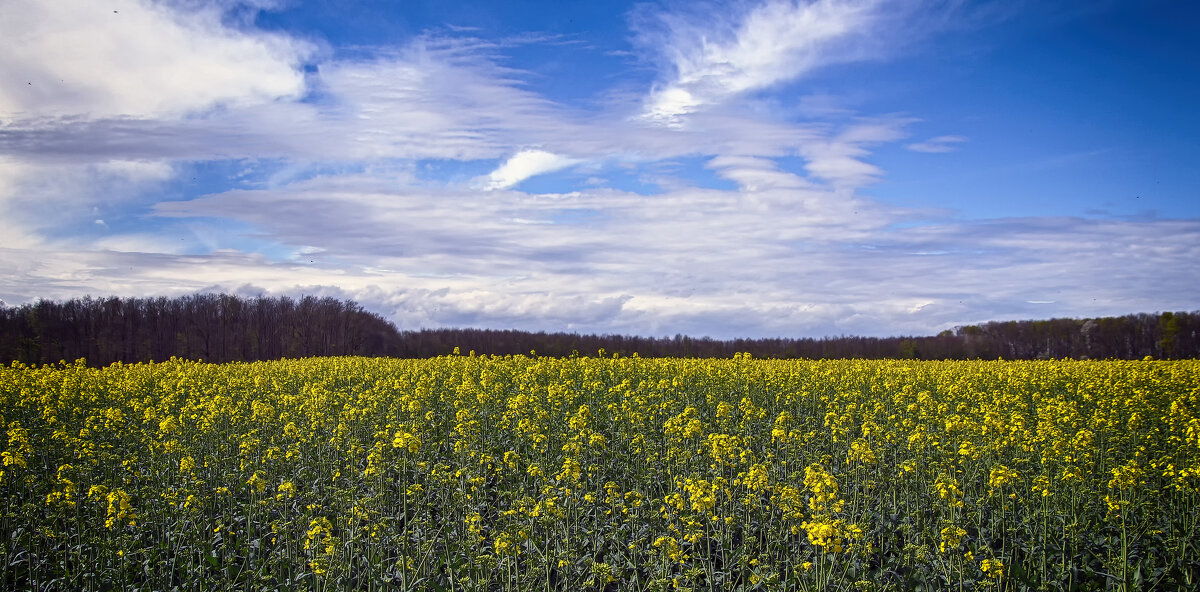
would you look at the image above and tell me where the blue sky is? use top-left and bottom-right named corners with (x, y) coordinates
top-left (1, 0), bottom-right (1197, 339)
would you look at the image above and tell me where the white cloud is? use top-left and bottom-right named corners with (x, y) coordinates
top-left (907, 135), bottom-right (968, 153)
top-left (93, 233), bottom-right (185, 255)
top-left (104, 167), bottom-right (1200, 338)
top-left (642, 88), bottom-right (703, 127)
top-left (800, 117), bottom-right (913, 187)
top-left (635, 0), bottom-right (893, 123)
top-left (5, 170), bottom-right (1200, 337)
top-left (94, 159), bottom-right (175, 183)
top-left (0, 22), bottom-right (891, 187)
top-left (479, 150), bottom-right (581, 190)
top-left (0, 0), bottom-right (312, 119)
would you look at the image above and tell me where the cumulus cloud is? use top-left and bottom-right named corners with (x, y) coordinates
top-left (907, 135), bottom-right (968, 153)
top-left (479, 150), bottom-right (581, 190)
top-left (0, 0), bottom-right (312, 120)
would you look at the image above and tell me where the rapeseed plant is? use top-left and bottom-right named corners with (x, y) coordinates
top-left (0, 356), bottom-right (1196, 590)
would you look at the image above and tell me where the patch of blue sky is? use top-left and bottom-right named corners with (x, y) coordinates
top-left (161, 159), bottom-right (291, 201)
top-left (251, 1), bottom-right (424, 53)
top-left (252, 1), bottom-right (633, 55)
top-left (499, 41), bottom-right (636, 108)
top-left (665, 156), bottom-right (740, 191)
top-left (822, 3), bottom-right (1200, 222)
top-left (867, 140), bottom-right (1193, 221)
top-left (588, 166), bottom-right (663, 196)
top-left (510, 166), bottom-right (594, 194)
top-left (414, 158), bottom-right (499, 186)
top-left (252, 1), bottom-right (641, 109)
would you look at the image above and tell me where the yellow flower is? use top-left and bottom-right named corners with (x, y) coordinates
top-left (743, 462), bottom-right (770, 491)
top-left (247, 472), bottom-right (266, 493)
top-left (939, 526), bottom-right (966, 553)
top-left (803, 463), bottom-right (843, 514)
top-left (392, 430), bottom-right (422, 454)
top-left (988, 465), bottom-right (1019, 491)
top-left (494, 531), bottom-right (521, 557)
top-left (556, 457), bottom-right (581, 484)
top-left (464, 511), bottom-right (484, 542)
top-left (653, 536), bottom-right (685, 562)
top-left (277, 481), bottom-right (295, 497)
top-left (935, 474), bottom-right (964, 509)
top-left (1108, 460), bottom-right (1143, 491)
top-left (847, 438), bottom-right (877, 465)
top-left (105, 489), bottom-right (136, 529)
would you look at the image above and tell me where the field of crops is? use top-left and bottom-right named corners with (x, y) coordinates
top-left (2, 355), bottom-right (1197, 591)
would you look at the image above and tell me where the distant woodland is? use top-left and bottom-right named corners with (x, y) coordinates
top-left (0, 295), bottom-right (403, 366)
top-left (0, 294), bottom-right (1197, 366)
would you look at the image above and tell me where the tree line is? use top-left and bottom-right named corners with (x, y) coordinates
top-left (397, 311), bottom-right (1199, 360)
top-left (1, 294), bottom-right (1196, 365)
top-left (0, 294), bottom-right (402, 366)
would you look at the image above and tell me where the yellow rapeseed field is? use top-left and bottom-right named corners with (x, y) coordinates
top-left (1, 355), bottom-right (1197, 591)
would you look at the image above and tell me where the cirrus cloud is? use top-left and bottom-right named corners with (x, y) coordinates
top-left (907, 135), bottom-right (968, 153)
top-left (634, 0), bottom-right (899, 124)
